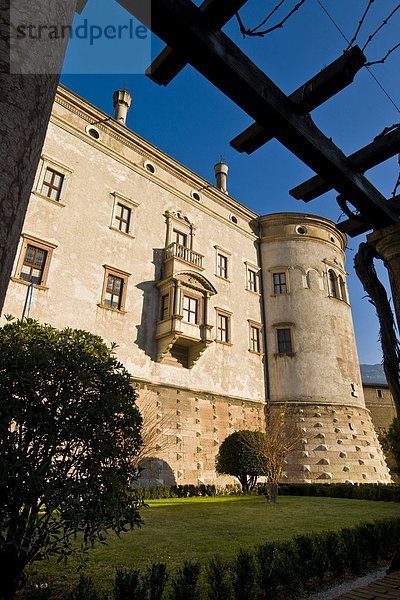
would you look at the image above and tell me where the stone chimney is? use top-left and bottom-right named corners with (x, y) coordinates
top-left (113, 87), bottom-right (132, 126)
top-left (214, 158), bottom-right (228, 194)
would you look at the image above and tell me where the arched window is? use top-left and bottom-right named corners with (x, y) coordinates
top-left (339, 276), bottom-right (347, 302)
top-left (328, 270), bottom-right (337, 298)
top-left (305, 271), bottom-right (311, 289)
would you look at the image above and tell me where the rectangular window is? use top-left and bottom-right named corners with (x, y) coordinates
top-left (277, 328), bottom-right (292, 354)
top-left (376, 389), bottom-right (383, 399)
top-left (13, 235), bottom-right (57, 289)
top-left (249, 325), bottom-right (261, 353)
top-left (104, 274), bottom-right (124, 310)
top-left (217, 253), bottom-right (228, 279)
top-left (182, 295), bottom-right (198, 324)
top-left (20, 244), bottom-right (48, 285)
top-left (100, 266), bottom-right (130, 312)
top-left (173, 229), bottom-right (187, 247)
top-left (160, 294), bottom-right (169, 320)
top-left (113, 202), bottom-right (131, 234)
top-left (248, 269), bottom-right (257, 292)
top-left (273, 272), bottom-right (287, 294)
top-left (40, 168), bottom-right (64, 201)
top-left (216, 312), bottom-right (230, 343)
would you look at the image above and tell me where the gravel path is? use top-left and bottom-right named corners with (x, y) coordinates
top-left (303, 567), bottom-right (388, 600)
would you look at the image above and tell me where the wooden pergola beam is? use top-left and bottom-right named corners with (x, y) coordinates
top-left (231, 47), bottom-right (366, 154)
top-left (291, 126), bottom-right (400, 202)
top-left (146, 0), bottom-right (248, 86)
top-left (338, 195), bottom-right (400, 237)
top-left (117, 0), bottom-right (398, 228)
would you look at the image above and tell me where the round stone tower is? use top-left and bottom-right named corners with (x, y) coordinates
top-left (258, 213), bottom-right (390, 483)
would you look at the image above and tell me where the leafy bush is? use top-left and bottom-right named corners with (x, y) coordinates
top-left (170, 561), bottom-right (200, 600)
top-left (68, 576), bottom-right (101, 600)
top-left (145, 563), bottom-right (168, 600)
top-left (206, 556), bottom-right (232, 600)
top-left (114, 568), bottom-right (143, 599)
top-left (231, 549), bottom-right (255, 600)
top-left (0, 320), bottom-right (143, 599)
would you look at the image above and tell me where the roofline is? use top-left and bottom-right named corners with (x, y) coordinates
top-left (55, 84), bottom-right (259, 221)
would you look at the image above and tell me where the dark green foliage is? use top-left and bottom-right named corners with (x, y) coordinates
top-left (135, 484), bottom-right (218, 500)
top-left (259, 482), bottom-right (400, 502)
top-left (138, 482), bottom-right (234, 500)
top-left (386, 418), bottom-right (400, 464)
top-left (20, 580), bottom-right (52, 600)
top-left (231, 549), bottom-right (255, 600)
top-left (293, 534), bottom-right (328, 585)
top-left (145, 563), bottom-right (168, 600)
top-left (319, 531), bottom-right (347, 578)
top-left (114, 568), bottom-right (144, 600)
top-left (68, 576), bottom-right (101, 600)
top-left (170, 561), bottom-right (200, 600)
top-left (206, 556), bottom-right (232, 600)
top-left (216, 430), bottom-right (267, 491)
top-left (0, 319), bottom-right (143, 599)
top-left (340, 527), bottom-right (363, 575)
top-left (256, 519), bottom-right (399, 599)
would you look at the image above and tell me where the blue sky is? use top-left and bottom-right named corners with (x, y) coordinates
top-left (61, 0), bottom-right (400, 364)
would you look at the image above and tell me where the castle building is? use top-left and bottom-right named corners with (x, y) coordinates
top-left (2, 85), bottom-right (391, 485)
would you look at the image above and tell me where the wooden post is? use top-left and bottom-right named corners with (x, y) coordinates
top-left (0, 0), bottom-right (78, 313)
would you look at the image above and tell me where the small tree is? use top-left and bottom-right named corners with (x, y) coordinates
top-left (0, 319), bottom-right (143, 600)
top-left (215, 430), bottom-right (267, 491)
top-left (243, 407), bottom-right (301, 503)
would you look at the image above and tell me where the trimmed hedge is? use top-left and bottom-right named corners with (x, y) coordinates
top-left (262, 483), bottom-right (400, 502)
top-left (133, 484), bottom-right (244, 499)
top-left (24, 518), bottom-right (400, 599)
top-left (133, 482), bottom-right (400, 502)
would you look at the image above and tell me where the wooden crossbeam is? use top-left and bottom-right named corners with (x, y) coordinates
top-left (116, 0), bottom-right (399, 228)
top-left (231, 47), bottom-right (366, 154)
top-left (338, 195), bottom-right (400, 237)
top-left (291, 127), bottom-right (400, 202)
top-left (146, 0), bottom-right (248, 86)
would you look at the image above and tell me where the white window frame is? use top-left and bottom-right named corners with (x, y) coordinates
top-left (269, 267), bottom-right (290, 295)
top-left (182, 295), bottom-right (199, 324)
top-left (12, 234), bottom-right (57, 290)
top-left (248, 320), bottom-right (262, 354)
top-left (110, 192), bottom-right (139, 238)
top-left (34, 155), bottom-right (73, 206)
top-left (214, 245), bottom-right (231, 282)
top-left (215, 307), bottom-right (232, 344)
top-left (244, 262), bottom-right (260, 293)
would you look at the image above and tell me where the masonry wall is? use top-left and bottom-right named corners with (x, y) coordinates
top-left (258, 214), bottom-right (391, 483)
top-left (2, 85), bottom-right (265, 404)
top-left (363, 385), bottom-right (397, 432)
top-left (134, 381), bottom-right (266, 486)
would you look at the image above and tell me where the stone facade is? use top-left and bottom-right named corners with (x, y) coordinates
top-left (363, 384), bottom-right (397, 433)
top-left (1, 85), bottom-right (391, 485)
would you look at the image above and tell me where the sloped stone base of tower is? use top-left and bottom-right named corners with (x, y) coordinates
top-left (278, 403), bottom-right (391, 483)
top-left (134, 380), bottom-right (267, 486)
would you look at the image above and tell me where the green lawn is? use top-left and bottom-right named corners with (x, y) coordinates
top-left (29, 495), bottom-right (400, 592)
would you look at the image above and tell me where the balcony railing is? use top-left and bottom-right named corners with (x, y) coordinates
top-left (165, 242), bottom-right (204, 269)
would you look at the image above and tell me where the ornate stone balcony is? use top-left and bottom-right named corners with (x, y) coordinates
top-left (156, 271), bottom-right (217, 368)
top-left (163, 242), bottom-right (204, 278)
